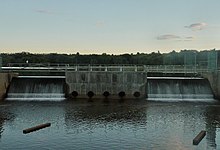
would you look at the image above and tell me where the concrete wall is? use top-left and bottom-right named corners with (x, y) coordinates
top-left (0, 73), bottom-right (18, 101)
top-left (66, 71), bottom-right (147, 99)
top-left (201, 71), bottom-right (220, 99)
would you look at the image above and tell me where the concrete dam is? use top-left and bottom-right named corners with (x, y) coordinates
top-left (4, 71), bottom-right (147, 100)
top-left (1, 66), bottom-right (218, 101)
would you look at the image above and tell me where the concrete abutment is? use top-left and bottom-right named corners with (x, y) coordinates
top-left (0, 73), bottom-right (18, 101)
top-left (201, 71), bottom-right (220, 99)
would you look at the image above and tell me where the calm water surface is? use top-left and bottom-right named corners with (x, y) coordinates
top-left (0, 99), bottom-right (220, 150)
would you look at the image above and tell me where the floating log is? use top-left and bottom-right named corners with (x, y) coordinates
top-left (193, 130), bottom-right (206, 145)
top-left (23, 123), bottom-right (51, 134)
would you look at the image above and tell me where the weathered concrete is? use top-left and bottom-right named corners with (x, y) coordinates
top-left (201, 71), bottom-right (220, 99)
top-left (0, 73), bottom-right (18, 101)
top-left (66, 71), bottom-right (147, 99)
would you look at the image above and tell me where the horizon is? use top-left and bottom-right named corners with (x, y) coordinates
top-left (1, 0), bottom-right (220, 54)
top-left (0, 48), bottom-right (217, 55)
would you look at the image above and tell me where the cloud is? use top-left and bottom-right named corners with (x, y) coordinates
top-left (95, 21), bottom-right (105, 27)
top-left (34, 9), bottom-right (54, 15)
top-left (184, 36), bottom-right (196, 41)
top-left (185, 22), bottom-right (207, 30)
top-left (157, 35), bottom-right (196, 42)
top-left (185, 36), bottom-right (194, 39)
top-left (157, 34), bottom-right (181, 40)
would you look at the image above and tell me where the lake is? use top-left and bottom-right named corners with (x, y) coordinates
top-left (0, 99), bottom-right (220, 150)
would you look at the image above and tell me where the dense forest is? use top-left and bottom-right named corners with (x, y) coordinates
top-left (0, 49), bottom-right (219, 67)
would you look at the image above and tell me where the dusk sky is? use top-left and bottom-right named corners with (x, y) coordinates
top-left (1, 0), bottom-right (220, 54)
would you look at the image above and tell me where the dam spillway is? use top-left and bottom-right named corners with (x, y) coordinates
top-left (147, 77), bottom-right (214, 101)
top-left (2, 73), bottom-right (217, 102)
top-left (6, 76), bottom-right (66, 101)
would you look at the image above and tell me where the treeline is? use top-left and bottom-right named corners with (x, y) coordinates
top-left (0, 49), bottom-right (219, 66)
top-left (0, 51), bottom-right (163, 66)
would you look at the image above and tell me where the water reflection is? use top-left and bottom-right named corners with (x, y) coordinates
top-left (64, 99), bottom-right (148, 133)
top-left (63, 100), bottom-right (220, 149)
top-left (0, 115), bottom-right (4, 138)
top-left (0, 103), bottom-right (15, 139)
top-left (0, 100), bottom-right (220, 149)
top-left (205, 105), bottom-right (220, 149)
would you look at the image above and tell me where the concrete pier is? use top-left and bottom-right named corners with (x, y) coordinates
top-left (66, 71), bottom-right (147, 99)
top-left (0, 73), bottom-right (18, 101)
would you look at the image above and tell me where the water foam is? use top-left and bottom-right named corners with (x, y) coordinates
top-left (147, 77), bottom-right (215, 102)
top-left (6, 76), bottom-right (66, 101)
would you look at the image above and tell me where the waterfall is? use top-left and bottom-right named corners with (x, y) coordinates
top-left (6, 76), bottom-right (66, 101)
top-left (147, 77), bottom-right (214, 101)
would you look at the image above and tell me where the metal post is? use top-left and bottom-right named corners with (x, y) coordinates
top-left (0, 56), bottom-right (2, 72)
top-left (143, 65), bottom-right (147, 72)
top-left (135, 65), bottom-right (137, 72)
top-left (88, 65), bottom-right (91, 71)
top-left (194, 52), bottom-right (197, 73)
top-left (184, 52), bottom-right (186, 72)
top-left (216, 52), bottom-right (218, 71)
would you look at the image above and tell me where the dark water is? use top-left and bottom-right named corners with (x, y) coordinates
top-left (0, 99), bottom-right (220, 150)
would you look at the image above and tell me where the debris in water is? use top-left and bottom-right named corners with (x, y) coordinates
top-left (23, 123), bottom-right (51, 134)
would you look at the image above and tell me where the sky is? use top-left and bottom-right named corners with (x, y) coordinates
top-left (0, 0), bottom-right (220, 54)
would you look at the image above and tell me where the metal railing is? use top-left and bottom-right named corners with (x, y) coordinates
top-left (1, 63), bottom-right (213, 73)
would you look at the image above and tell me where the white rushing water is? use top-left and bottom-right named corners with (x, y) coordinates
top-left (147, 77), bottom-right (215, 102)
top-left (6, 76), bottom-right (66, 101)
